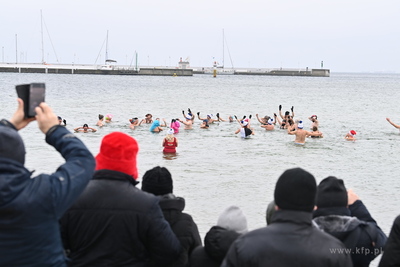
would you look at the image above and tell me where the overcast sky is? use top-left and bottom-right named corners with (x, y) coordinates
top-left (1, 0), bottom-right (399, 72)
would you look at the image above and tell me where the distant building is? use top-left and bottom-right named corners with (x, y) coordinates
top-left (178, 57), bottom-right (190, 69)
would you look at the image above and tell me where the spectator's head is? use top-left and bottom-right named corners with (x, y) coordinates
top-left (274, 168), bottom-right (317, 212)
top-left (141, 166), bottom-right (173, 195)
top-left (0, 126), bottom-right (25, 164)
top-left (316, 176), bottom-right (348, 208)
top-left (217, 205), bottom-right (248, 234)
top-left (95, 132), bottom-right (139, 179)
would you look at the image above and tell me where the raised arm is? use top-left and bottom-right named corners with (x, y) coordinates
top-left (197, 112), bottom-right (206, 121)
top-left (386, 118), bottom-right (400, 129)
top-left (255, 114), bottom-right (264, 124)
top-left (279, 105), bottom-right (285, 119)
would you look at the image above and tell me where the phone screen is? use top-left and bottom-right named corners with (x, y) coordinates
top-left (28, 84), bottom-right (45, 117)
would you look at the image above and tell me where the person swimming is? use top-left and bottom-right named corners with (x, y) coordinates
top-left (97, 114), bottom-right (104, 127)
top-left (74, 124), bottom-right (97, 133)
top-left (345, 130), bottom-right (357, 141)
top-left (129, 117), bottom-right (141, 129)
top-left (150, 118), bottom-right (166, 132)
top-left (105, 114), bottom-right (113, 123)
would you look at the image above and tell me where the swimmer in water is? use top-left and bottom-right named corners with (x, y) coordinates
top-left (149, 118), bottom-right (166, 132)
top-left (96, 114), bottom-right (104, 127)
top-left (200, 119), bottom-right (209, 129)
top-left (74, 124), bottom-right (97, 133)
top-left (105, 114), bottom-right (113, 123)
top-left (58, 116), bottom-right (67, 126)
top-left (308, 115), bottom-right (319, 129)
top-left (162, 129), bottom-right (178, 153)
top-left (197, 112), bottom-right (219, 124)
top-left (170, 119), bottom-right (181, 134)
top-left (234, 115), bottom-right (255, 138)
top-left (310, 126), bottom-right (323, 138)
top-left (141, 114), bottom-right (153, 124)
top-left (129, 117), bottom-right (141, 129)
top-left (287, 120), bottom-right (322, 145)
top-left (178, 110), bottom-right (194, 130)
top-left (345, 130), bottom-right (357, 141)
top-left (386, 118), bottom-right (400, 129)
top-left (256, 114), bottom-right (269, 126)
top-left (279, 105), bottom-right (295, 121)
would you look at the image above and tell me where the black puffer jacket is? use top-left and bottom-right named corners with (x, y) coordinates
top-left (190, 226), bottom-right (240, 267)
top-left (158, 194), bottom-right (202, 267)
top-left (313, 200), bottom-right (387, 267)
top-left (60, 170), bottom-right (181, 267)
top-left (379, 215), bottom-right (400, 267)
top-left (221, 210), bottom-right (353, 267)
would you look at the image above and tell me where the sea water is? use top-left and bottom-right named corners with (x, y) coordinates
top-left (1, 72), bottom-right (399, 264)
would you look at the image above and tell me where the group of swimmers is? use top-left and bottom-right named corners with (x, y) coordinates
top-left (65, 105), bottom-right (400, 146)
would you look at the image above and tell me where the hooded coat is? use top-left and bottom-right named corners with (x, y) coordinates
top-left (190, 226), bottom-right (241, 267)
top-left (0, 124), bottom-right (95, 267)
top-left (157, 194), bottom-right (201, 267)
top-left (221, 210), bottom-right (353, 267)
top-left (60, 169), bottom-right (181, 267)
top-left (379, 215), bottom-right (400, 267)
top-left (313, 200), bottom-right (387, 267)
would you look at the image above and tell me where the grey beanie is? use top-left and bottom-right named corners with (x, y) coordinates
top-left (217, 205), bottom-right (248, 234)
top-left (0, 126), bottom-right (26, 164)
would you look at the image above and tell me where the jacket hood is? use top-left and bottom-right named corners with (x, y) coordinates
top-left (313, 215), bottom-right (362, 236)
top-left (204, 226), bottom-right (241, 263)
top-left (158, 194), bottom-right (185, 224)
top-left (0, 159), bottom-right (32, 205)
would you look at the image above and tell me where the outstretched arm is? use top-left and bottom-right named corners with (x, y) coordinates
top-left (386, 118), bottom-right (400, 129)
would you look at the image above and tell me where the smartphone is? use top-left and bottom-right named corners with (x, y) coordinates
top-left (16, 83), bottom-right (46, 118)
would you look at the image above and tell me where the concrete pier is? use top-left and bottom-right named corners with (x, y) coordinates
top-left (0, 63), bottom-right (330, 77)
top-left (0, 63), bottom-right (193, 76)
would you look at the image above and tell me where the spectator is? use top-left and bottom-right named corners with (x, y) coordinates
top-left (221, 167), bottom-right (353, 267)
top-left (190, 205), bottom-right (248, 267)
top-left (313, 176), bottom-right (387, 267)
top-left (142, 166), bottom-right (201, 267)
top-left (60, 132), bottom-right (181, 266)
top-left (379, 215), bottom-right (400, 267)
top-left (0, 98), bottom-right (95, 266)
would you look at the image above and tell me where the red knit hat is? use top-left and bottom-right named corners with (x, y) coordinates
top-left (95, 132), bottom-right (139, 179)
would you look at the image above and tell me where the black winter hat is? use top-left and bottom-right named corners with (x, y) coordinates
top-left (141, 166), bottom-right (173, 196)
top-left (274, 168), bottom-right (317, 212)
top-left (0, 126), bottom-right (25, 164)
top-left (316, 176), bottom-right (348, 208)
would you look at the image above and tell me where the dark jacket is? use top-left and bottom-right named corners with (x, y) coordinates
top-left (221, 210), bottom-right (353, 267)
top-left (60, 169), bottom-right (181, 267)
top-left (158, 194), bottom-right (202, 267)
top-left (379, 215), bottom-right (400, 267)
top-left (190, 226), bottom-right (240, 267)
top-left (0, 125), bottom-right (95, 267)
top-left (313, 200), bottom-right (387, 267)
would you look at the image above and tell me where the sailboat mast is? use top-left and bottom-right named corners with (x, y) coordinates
top-left (105, 30), bottom-right (109, 64)
top-left (41, 10), bottom-right (44, 64)
top-left (222, 29), bottom-right (225, 69)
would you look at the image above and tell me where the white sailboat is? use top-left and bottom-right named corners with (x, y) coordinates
top-left (216, 29), bottom-right (235, 75)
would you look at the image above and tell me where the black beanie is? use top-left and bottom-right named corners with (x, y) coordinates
top-left (274, 168), bottom-right (316, 212)
top-left (141, 166), bottom-right (173, 196)
top-left (316, 176), bottom-right (348, 208)
top-left (0, 126), bottom-right (25, 164)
